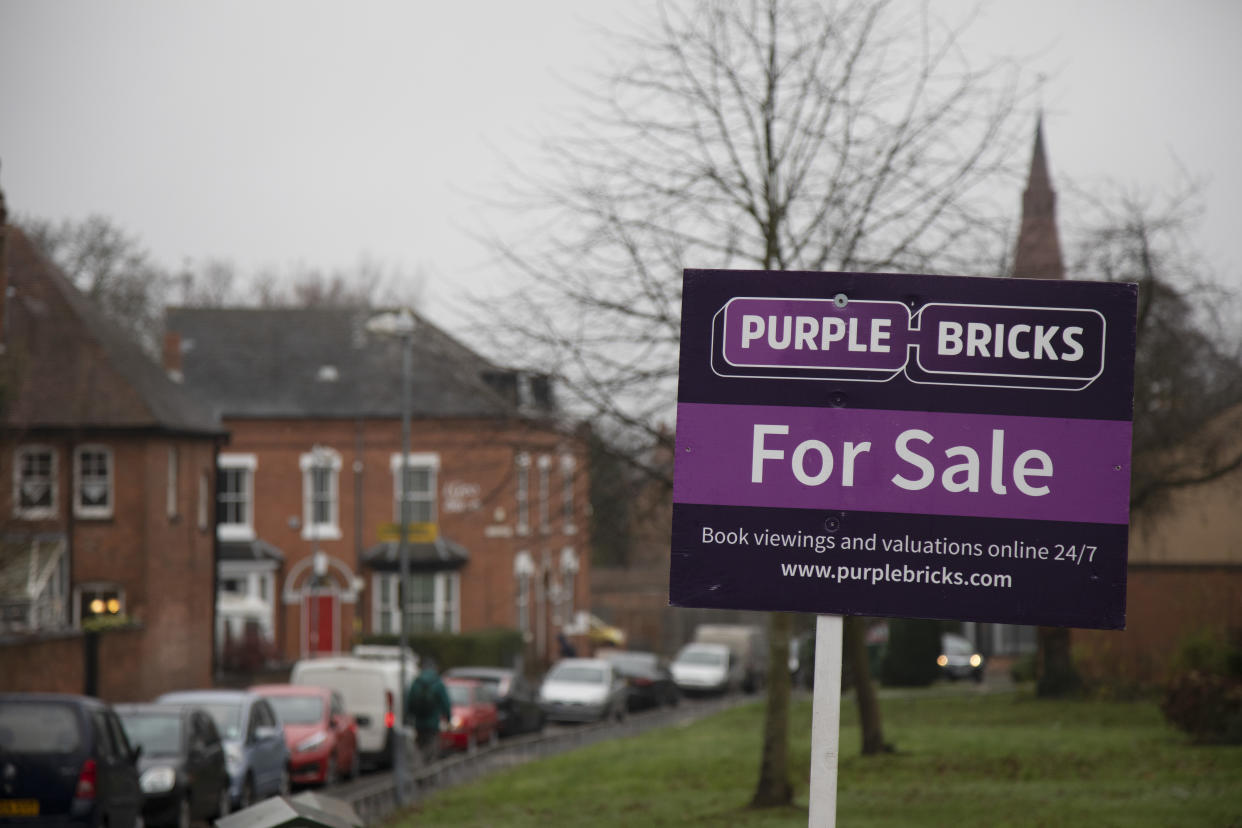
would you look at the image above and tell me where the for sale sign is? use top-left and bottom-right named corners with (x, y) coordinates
top-left (670, 270), bottom-right (1138, 629)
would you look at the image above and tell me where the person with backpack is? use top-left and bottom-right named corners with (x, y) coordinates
top-left (406, 658), bottom-right (452, 766)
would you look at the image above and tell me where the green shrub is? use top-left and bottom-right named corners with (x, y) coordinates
top-left (879, 618), bottom-right (941, 687)
top-left (1160, 628), bottom-right (1242, 744)
top-left (1010, 652), bottom-right (1037, 683)
top-left (362, 628), bottom-right (524, 672)
top-left (1161, 670), bottom-right (1242, 744)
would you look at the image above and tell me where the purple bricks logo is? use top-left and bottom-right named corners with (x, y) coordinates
top-left (712, 296), bottom-right (1106, 390)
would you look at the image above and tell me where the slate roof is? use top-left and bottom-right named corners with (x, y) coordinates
top-left (166, 306), bottom-right (531, 420)
top-left (1, 225), bottom-right (224, 436)
top-left (363, 537), bottom-right (469, 572)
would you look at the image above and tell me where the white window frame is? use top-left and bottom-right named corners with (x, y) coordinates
top-left (197, 471), bottom-right (209, 531)
top-left (166, 446), bottom-right (180, 519)
top-left (218, 453), bottom-right (258, 542)
top-left (14, 445), bottom-right (58, 520)
top-left (560, 454), bottom-right (577, 534)
top-left (537, 455), bottom-right (551, 534)
top-left (371, 570), bottom-right (459, 634)
top-left (390, 452), bottom-right (439, 525)
top-left (301, 448), bottom-right (342, 541)
top-left (515, 453), bottom-right (530, 536)
top-left (73, 444), bottom-right (114, 520)
top-left (514, 550), bottom-right (534, 637)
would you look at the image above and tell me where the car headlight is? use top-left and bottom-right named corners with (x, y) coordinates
top-left (224, 742), bottom-right (243, 771)
top-left (450, 715), bottom-right (464, 731)
top-left (970, 654), bottom-right (983, 668)
top-left (296, 732), bottom-right (327, 753)
top-left (936, 655), bottom-right (949, 667)
top-left (140, 767), bottom-right (177, 794)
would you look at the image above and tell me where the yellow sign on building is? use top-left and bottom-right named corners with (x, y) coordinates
top-left (377, 522), bottom-right (438, 543)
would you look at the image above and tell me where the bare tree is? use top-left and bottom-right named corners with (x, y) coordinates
top-left (20, 214), bottom-right (171, 355)
top-left (470, 0), bottom-right (1034, 806)
top-left (1070, 183), bottom-right (1242, 513)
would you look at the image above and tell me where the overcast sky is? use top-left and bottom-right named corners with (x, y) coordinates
top-left (2, 1), bottom-right (1239, 329)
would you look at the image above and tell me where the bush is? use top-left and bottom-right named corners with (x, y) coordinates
top-left (1010, 652), bottom-right (1037, 683)
top-left (880, 619), bottom-right (942, 687)
top-left (1160, 629), bottom-right (1242, 744)
top-left (362, 628), bottom-right (524, 672)
top-left (1161, 670), bottom-right (1242, 744)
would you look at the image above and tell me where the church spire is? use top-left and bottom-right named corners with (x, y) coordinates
top-left (1012, 115), bottom-right (1065, 280)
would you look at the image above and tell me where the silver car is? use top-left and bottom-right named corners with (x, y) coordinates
top-left (537, 658), bottom-right (629, 723)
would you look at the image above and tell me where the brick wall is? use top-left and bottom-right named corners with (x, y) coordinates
top-left (223, 416), bottom-right (592, 667)
top-left (1074, 565), bottom-right (1242, 685)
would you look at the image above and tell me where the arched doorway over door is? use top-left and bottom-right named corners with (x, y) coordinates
top-left (282, 553), bottom-right (359, 658)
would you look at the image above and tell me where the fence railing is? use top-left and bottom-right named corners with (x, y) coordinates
top-left (340, 693), bottom-right (750, 824)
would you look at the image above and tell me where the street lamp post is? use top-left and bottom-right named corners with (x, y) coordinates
top-left (365, 309), bottom-right (417, 803)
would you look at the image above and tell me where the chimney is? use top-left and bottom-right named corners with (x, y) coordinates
top-left (163, 330), bottom-right (184, 382)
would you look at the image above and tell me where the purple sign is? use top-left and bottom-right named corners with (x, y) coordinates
top-left (671, 269), bottom-right (1138, 629)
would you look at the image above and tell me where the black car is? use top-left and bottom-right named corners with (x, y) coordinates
top-left (0, 693), bottom-right (143, 828)
top-left (116, 703), bottom-right (231, 828)
top-left (443, 667), bottom-right (544, 737)
top-left (598, 650), bottom-right (680, 711)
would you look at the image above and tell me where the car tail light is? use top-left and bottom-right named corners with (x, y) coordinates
top-left (632, 677), bottom-right (653, 687)
top-left (385, 690), bottom-right (395, 729)
top-left (75, 759), bottom-right (97, 800)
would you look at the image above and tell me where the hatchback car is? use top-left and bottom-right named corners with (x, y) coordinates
top-left (443, 667), bottom-right (544, 737)
top-left (439, 679), bottom-right (500, 754)
top-left (938, 633), bottom-right (986, 682)
top-left (115, 703), bottom-right (231, 828)
top-left (250, 684), bottom-right (359, 787)
top-left (0, 693), bottom-right (143, 828)
top-left (598, 650), bottom-right (680, 710)
top-left (537, 658), bottom-right (628, 724)
top-left (155, 690), bottom-right (288, 809)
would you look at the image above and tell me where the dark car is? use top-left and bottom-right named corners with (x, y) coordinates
top-left (443, 667), bottom-right (544, 737)
top-left (155, 690), bottom-right (288, 810)
top-left (115, 703), bottom-right (231, 828)
top-left (0, 693), bottom-right (143, 828)
top-left (598, 650), bottom-right (680, 710)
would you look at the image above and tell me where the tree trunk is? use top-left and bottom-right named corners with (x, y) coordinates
top-left (1036, 626), bottom-right (1082, 697)
top-left (844, 616), bottom-right (888, 754)
top-left (750, 611), bottom-right (793, 808)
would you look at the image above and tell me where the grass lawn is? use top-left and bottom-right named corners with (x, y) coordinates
top-left (395, 687), bottom-right (1242, 827)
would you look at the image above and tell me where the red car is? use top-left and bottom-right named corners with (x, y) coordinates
top-left (439, 678), bottom-right (500, 754)
top-left (250, 684), bottom-right (359, 787)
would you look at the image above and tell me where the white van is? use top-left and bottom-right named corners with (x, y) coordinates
top-left (289, 655), bottom-right (414, 769)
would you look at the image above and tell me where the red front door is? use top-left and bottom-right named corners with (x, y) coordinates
top-left (304, 593), bottom-right (336, 654)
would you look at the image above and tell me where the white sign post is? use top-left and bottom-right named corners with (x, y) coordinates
top-left (807, 615), bottom-right (843, 827)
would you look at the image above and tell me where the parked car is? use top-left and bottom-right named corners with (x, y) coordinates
top-left (443, 667), bottom-right (544, 737)
top-left (598, 650), bottom-right (680, 710)
top-left (115, 703), bottom-right (231, 827)
top-left (250, 684), bottom-right (359, 787)
top-left (289, 655), bottom-right (412, 770)
top-left (439, 679), bottom-right (500, 754)
top-left (0, 693), bottom-right (143, 828)
top-left (693, 624), bottom-right (769, 693)
top-left (537, 658), bottom-right (629, 723)
top-left (670, 641), bottom-right (741, 695)
top-left (938, 633), bottom-right (986, 682)
top-left (155, 690), bottom-right (288, 810)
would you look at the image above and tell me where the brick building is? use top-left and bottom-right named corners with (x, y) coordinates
top-left (165, 306), bottom-right (591, 670)
top-left (0, 194), bottom-right (225, 700)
